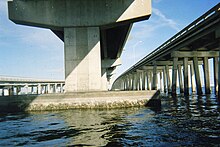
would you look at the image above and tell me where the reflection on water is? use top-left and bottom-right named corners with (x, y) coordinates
top-left (0, 94), bottom-right (219, 146)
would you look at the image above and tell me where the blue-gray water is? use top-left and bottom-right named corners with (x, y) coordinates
top-left (0, 93), bottom-right (220, 146)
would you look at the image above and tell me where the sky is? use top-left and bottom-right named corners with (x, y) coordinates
top-left (0, 0), bottom-right (219, 81)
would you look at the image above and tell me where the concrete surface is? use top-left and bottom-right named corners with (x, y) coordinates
top-left (0, 90), bottom-right (160, 112)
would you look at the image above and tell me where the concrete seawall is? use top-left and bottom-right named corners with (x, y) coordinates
top-left (0, 90), bottom-right (160, 112)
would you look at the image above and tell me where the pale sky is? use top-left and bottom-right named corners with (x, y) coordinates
top-left (0, 0), bottom-right (219, 81)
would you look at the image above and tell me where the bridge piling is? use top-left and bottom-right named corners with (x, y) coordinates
top-left (214, 57), bottom-right (219, 94)
top-left (203, 56), bottom-right (211, 94)
top-left (218, 50), bottom-right (220, 98)
top-left (172, 57), bottom-right (178, 95)
top-left (142, 71), bottom-right (146, 90)
top-left (193, 56), bottom-right (202, 95)
top-left (165, 65), bottom-right (171, 93)
top-left (178, 65), bottom-right (184, 93)
top-left (152, 64), bottom-right (157, 90)
top-left (163, 68), bottom-right (167, 93)
top-left (184, 57), bottom-right (189, 95)
top-left (190, 63), bottom-right (196, 93)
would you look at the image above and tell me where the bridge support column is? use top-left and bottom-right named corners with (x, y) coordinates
top-left (183, 58), bottom-right (189, 95)
top-left (172, 57), bottom-right (178, 95)
top-left (146, 72), bottom-right (150, 90)
top-left (60, 84), bottom-right (64, 93)
top-left (64, 27), bottom-right (101, 92)
top-left (54, 84), bottom-right (57, 93)
top-left (152, 64), bottom-right (157, 90)
top-left (203, 57), bottom-right (211, 94)
top-left (1, 88), bottom-right (4, 96)
top-left (214, 57), bottom-right (219, 94)
top-left (16, 86), bottom-right (21, 95)
top-left (165, 65), bottom-right (171, 93)
top-left (37, 84), bottom-right (42, 94)
top-left (9, 87), bottom-right (14, 96)
top-left (24, 85), bottom-right (28, 94)
top-left (142, 71), bottom-right (146, 90)
top-left (128, 75), bottom-right (131, 90)
top-left (163, 68), bottom-right (167, 93)
top-left (31, 86), bottom-right (34, 94)
top-left (132, 73), bottom-right (136, 90)
top-left (190, 63), bottom-right (196, 93)
top-left (159, 71), bottom-right (163, 92)
top-left (137, 70), bottom-right (143, 91)
top-left (193, 57), bottom-right (202, 95)
top-left (136, 72), bottom-right (139, 90)
top-left (178, 65), bottom-right (184, 93)
top-left (218, 50), bottom-right (220, 98)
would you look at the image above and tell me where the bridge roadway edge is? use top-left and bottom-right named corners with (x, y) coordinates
top-left (0, 90), bottom-right (160, 112)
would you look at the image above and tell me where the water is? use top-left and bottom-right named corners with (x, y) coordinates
top-left (0, 94), bottom-right (220, 146)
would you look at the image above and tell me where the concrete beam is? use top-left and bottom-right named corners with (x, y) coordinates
top-left (142, 66), bottom-right (165, 70)
top-left (171, 51), bottom-right (219, 58)
top-left (8, 0), bottom-right (151, 28)
top-left (102, 58), bottom-right (122, 68)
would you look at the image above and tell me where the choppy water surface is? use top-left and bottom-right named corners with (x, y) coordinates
top-left (0, 94), bottom-right (220, 146)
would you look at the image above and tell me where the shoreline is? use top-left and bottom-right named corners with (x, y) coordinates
top-left (0, 90), bottom-right (160, 112)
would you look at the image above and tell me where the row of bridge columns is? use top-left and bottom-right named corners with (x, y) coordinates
top-left (119, 51), bottom-right (220, 96)
top-left (0, 83), bottom-right (65, 96)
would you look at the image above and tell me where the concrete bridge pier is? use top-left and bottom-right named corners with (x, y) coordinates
top-left (1, 88), bottom-right (5, 96)
top-left (214, 57), bottom-right (219, 95)
top-left (8, 0), bottom-right (151, 93)
top-left (162, 68), bottom-right (167, 93)
top-left (8, 86), bottom-right (14, 96)
top-left (64, 27), bottom-right (102, 92)
top-left (146, 72), bottom-right (150, 90)
top-left (142, 71), bottom-right (146, 90)
top-left (165, 65), bottom-right (171, 93)
top-left (178, 65), bottom-right (184, 93)
top-left (16, 86), bottom-right (21, 95)
top-left (159, 71), bottom-right (163, 92)
top-left (193, 56), bottom-right (202, 95)
top-left (183, 57), bottom-right (189, 95)
top-left (218, 50), bottom-right (220, 98)
top-left (37, 84), bottom-right (42, 94)
top-left (171, 57), bottom-right (178, 95)
top-left (152, 64), bottom-right (157, 90)
top-left (203, 57), bottom-right (211, 94)
top-left (190, 63), bottom-right (196, 93)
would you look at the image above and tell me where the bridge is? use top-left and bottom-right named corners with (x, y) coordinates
top-left (112, 3), bottom-right (220, 97)
top-left (8, 0), bottom-right (151, 92)
top-left (0, 76), bottom-right (65, 96)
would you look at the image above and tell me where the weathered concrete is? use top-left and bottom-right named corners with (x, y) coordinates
top-left (193, 57), bottom-right (202, 95)
top-left (64, 27), bottom-right (101, 92)
top-left (8, 0), bottom-right (151, 28)
top-left (172, 57), bottom-right (178, 95)
top-left (183, 57), bottom-right (189, 95)
top-left (8, 0), bottom-right (151, 92)
top-left (0, 90), bottom-right (160, 112)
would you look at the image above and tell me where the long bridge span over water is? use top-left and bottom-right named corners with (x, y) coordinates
top-left (0, 76), bottom-right (65, 96)
top-left (112, 3), bottom-right (220, 97)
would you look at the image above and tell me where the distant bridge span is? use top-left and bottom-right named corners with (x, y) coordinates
top-left (0, 76), bottom-right (65, 96)
top-left (112, 3), bottom-right (220, 96)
